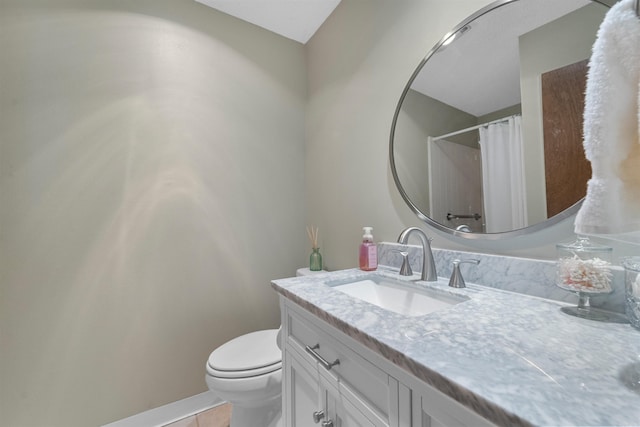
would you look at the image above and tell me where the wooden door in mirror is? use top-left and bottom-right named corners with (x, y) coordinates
top-left (542, 59), bottom-right (591, 218)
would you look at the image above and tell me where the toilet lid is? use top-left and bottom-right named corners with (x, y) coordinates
top-left (208, 329), bottom-right (281, 374)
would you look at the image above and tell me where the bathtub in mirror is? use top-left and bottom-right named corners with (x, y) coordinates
top-left (389, 0), bottom-right (613, 239)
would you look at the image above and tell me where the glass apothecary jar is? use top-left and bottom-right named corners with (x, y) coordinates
top-left (556, 236), bottom-right (613, 320)
top-left (622, 257), bottom-right (640, 330)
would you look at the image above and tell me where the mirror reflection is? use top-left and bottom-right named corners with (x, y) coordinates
top-left (391, 0), bottom-right (609, 236)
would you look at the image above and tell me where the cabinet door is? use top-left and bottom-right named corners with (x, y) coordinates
top-left (332, 380), bottom-right (389, 427)
top-left (286, 305), bottom-right (392, 423)
top-left (334, 395), bottom-right (377, 427)
top-left (283, 349), bottom-right (323, 427)
top-left (413, 387), bottom-right (497, 427)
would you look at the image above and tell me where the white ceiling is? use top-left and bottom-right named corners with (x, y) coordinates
top-left (194, 0), bottom-right (342, 44)
top-left (410, 0), bottom-right (593, 117)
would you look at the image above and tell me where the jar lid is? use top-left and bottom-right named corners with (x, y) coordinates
top-left (622, 256), bottom-right (640, 272)
top-left (556, 236), bottom-right (612, 253)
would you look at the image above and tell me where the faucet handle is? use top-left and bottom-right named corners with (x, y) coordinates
top-left (399, 251), bottom-right (413, 276)
top-left (393, 249), bottom-right (413, 276)
top-left (448, 259), bottom-right (480, 288)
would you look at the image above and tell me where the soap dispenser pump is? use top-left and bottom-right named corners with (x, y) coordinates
top-left (359, 227), bottom-right (378, 271)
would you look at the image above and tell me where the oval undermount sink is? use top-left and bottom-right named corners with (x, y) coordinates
top-left (325, 274), bottom-right (468, 317)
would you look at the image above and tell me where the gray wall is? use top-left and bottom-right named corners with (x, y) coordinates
top-left (2, 0), bottom-right (636, 426)
top-left (306, 0), bottom-right (637, 267)
top-left (305, 0), bottom-right (489, 271)
top-left (0, 1), bottom-right (306, 425)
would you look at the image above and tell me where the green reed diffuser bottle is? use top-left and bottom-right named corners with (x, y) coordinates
top-left (307, 226), bottom-right (323, 271)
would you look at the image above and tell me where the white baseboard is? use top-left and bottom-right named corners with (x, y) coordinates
top-left (102, 391), bottom-right (223, 427)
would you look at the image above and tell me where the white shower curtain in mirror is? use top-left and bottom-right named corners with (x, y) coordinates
top-left (478, 116), bottom-right (528, 233)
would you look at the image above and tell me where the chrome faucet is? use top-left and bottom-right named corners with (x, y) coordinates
top-left (397, 227), bottom-right (437, 282)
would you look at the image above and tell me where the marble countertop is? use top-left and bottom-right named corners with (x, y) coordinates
top-left (271, 267), bottom-right (640, 427)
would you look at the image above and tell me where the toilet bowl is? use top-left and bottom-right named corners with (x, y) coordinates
top-left (205, 269), bottom-right (326, 426)
top-left (205, 329), bottom-right (282, 427)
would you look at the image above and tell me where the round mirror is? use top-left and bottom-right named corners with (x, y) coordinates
top-left (390, 0), bottom-right (610, 240)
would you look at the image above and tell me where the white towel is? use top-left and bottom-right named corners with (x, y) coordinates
top-left (574, 0), bottom-right (640, 240)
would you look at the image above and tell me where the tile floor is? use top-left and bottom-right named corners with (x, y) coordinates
top-left (164, 403), bottom-right (231, 427)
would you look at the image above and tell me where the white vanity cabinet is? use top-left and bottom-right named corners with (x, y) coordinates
top-left (284, 348), bottom-right (385, 427)
top-left (282, 302), bottom-right (396, 427)
top-left (280, 298), bottom-right (497, 427)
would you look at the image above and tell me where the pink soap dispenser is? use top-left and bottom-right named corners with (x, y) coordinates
top-left (359, 227), bottom-right (378, 271)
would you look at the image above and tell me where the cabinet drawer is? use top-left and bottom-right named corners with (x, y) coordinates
top-left (285, 306), bottom-right (391, 421)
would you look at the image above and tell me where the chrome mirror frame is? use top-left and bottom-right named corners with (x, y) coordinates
top-left (389, 0), bottom-right (612, 241)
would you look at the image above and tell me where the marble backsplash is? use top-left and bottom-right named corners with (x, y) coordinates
top-left (378, 242), bottom-right (625, 314)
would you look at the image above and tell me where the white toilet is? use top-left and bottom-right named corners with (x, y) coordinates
top-left (205, 329), bottom-right (282, 427)
top-left (205, 268), bottom-right (325, 427)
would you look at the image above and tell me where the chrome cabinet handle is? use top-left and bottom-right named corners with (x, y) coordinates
top-left (305, 343), bottom-right (340, 371)
top-left (321, 420), bottom-right (334, 427)
top-left (312, 410), bottom-right (325, 423)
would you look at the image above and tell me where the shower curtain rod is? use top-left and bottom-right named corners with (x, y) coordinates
top-left (431, 114), bottom-right (520, 142)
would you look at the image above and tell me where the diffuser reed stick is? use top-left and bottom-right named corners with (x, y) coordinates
top-left (306, 226), bottom-right (319, 249)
